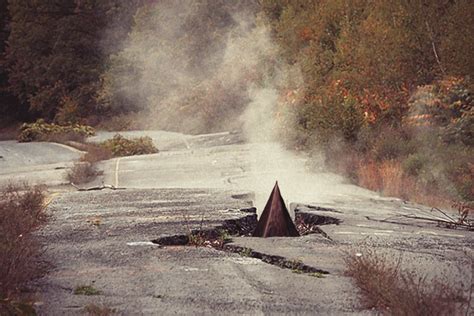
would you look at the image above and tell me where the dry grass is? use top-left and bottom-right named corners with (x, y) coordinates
top-left (355, 160), bottom-right (453, 209)
top-left (344, 249), bottom-right (468, 315)
top-left (66, 143), bottom-right (112, 185)
top-left (81, 144), bottom-right (113, 164)
top-left (66, 134), bottom-right (157, 185)
top-left (67, 162), bottom-right (101, 185)
top-left (66, 133), bottom-right (158, 185)
top-left (355, 160), bottom-right (383, 192)
top-left (0, 184), bottom-right (48, 313)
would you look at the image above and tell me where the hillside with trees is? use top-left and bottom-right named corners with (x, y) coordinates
top-left (0, 0), bottom-right (472, 206)
top-left (261, 0), bottom-right (473, 205)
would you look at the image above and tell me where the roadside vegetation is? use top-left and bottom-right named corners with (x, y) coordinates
top-left (14, 119), bottom-right (158, 185)
top-left (344, 249), bottom-right (472, 315)
top-left (68, 134), bottom-right (157, 185)
top-left (67, 162), bottom-right (102, 185)
top-left (17, 119), bottom-right (95, 143)
top-left (100, 134), bottom-right (158, 157)
top-left (261, 1), bottom-right (473, 209)
top-left (0, 184), bottom-right (48, 315)
top-left (67, 134), bottom-right (158, 185)
top-left (0, 1), bottom-right (472, 207)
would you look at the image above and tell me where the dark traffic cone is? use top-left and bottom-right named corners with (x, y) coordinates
top-left (253, 182), bottom-right (300, 237)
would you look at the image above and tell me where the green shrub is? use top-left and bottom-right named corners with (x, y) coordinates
top-left (18, 119), bottom-right (95, 142)
top-left (100, 134), bottom-right (158, 157)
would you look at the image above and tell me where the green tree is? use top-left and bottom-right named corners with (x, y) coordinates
top-left (263, 0), bottom-right (473, 146)
top-left (0, 0), bottom-right (26, 121)
top-left (4, 0), bottom-right (139, 122)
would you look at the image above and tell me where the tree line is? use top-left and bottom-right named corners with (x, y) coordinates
top-left (0, 0), bottom-right (472, 202)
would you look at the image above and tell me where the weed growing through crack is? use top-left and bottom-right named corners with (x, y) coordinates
top-left (74, 285), bottom-right (101, 296)
top-left (239, 247), bottom-right (252, 257)
top-left (188, 232), bottom-right (206, 247)
top-left (187, 230), bottom-right (231, 249)
top-left (290, 259), bottom-right (323, 276)
top-left (289, 258), bottom-right (303, 270)
top-left (344, 248), bottom-right (469, 315)
top-left (218, 229), bottom-right (232, 243)
top-left (181, 212), bottom-right (231, 249)
top-left (308, 272), bottom-right (325, 278)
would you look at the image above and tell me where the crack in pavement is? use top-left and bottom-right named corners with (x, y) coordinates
top-left (152, 209), bottom-right (337, 275)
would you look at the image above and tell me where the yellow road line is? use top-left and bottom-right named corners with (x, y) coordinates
top-left (43, 192), bottom-right (61, 208)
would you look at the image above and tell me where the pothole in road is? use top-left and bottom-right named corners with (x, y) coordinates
top-left (294, 207), bottom-right (341, 240)
top-left (150, 206), bottom-right (339, 276)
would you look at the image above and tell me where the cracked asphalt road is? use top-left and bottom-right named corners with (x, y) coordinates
top-left (0, 140), bottom-right (82, 187)
top-left (1, 131), bottom-right (472, 315)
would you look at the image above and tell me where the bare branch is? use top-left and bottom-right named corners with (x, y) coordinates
top-left (425, 20), bottom-right (446, 75)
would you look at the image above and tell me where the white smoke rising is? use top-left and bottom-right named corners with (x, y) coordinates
top-left (104, 1), bottom-right (278, 134)
top-left (103, 2), bottom-right (374, 213)
top-left (241, 88), bottom-right (279, 143)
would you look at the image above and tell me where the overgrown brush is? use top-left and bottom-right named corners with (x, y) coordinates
top-left (100, 134), bottom-right (158, 157)
top-left (345, 249), bottom-right (469, 315)
top-left (0, 184), bottom-right (48, 314)
top-left (18, 119), bottom-right (95, 142)
top-left (67, 162), bottom-right (101, 185)
top-left (66, 134), bottom-right (157, 185)
top-left (81, 144), bottom-right (113, 164)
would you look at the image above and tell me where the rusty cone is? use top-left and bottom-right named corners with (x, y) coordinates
top-left (253, 182), bottom-right (300, 237)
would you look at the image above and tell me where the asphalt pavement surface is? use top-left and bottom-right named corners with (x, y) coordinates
top-left (1, 131), bottom-right (472, 315)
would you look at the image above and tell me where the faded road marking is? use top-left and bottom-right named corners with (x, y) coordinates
top-left (334, 230), bottom-right (465, 238)
top-left (43, 192), bottom-right (61, 207)
top-left (414, 230), bottom-right (465, 238)
top-left (51, 142), bottom-right (84, 154)
top-left (115, 157), bottom-right (121, 187)
top-left (181, 135), bottom-right (191, 149)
